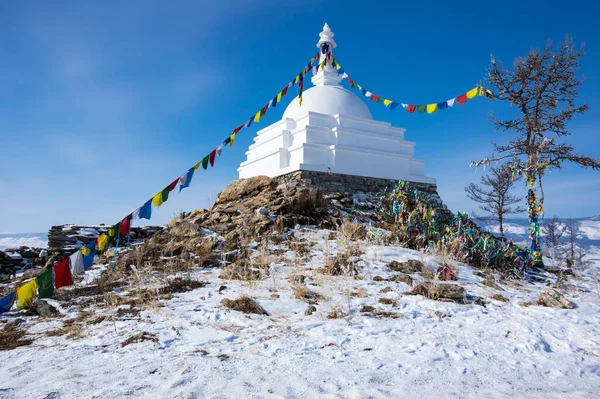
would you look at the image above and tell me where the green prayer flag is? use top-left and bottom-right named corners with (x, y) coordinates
top-left (417, 105), bottom-right (427, 113)
top-left (37, 269), bottom-right (54, 298)
top-left (161, 187), bottom-right (170, 203)
top-left (202, 155), bottom-right (209, 170)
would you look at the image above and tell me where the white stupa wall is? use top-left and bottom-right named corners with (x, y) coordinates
top-left (238, 23), bottom-right (436, 186)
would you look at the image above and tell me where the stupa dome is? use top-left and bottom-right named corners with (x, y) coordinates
top-left (282, 85), bottom-right (373, 120)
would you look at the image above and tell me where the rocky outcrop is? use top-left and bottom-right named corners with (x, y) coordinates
top-left (537, 288), bottom-right (575, 309)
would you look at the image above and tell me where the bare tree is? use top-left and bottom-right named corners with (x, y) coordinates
top-left (465, 165), bottom-right (524, 237)
top-left (565, 218), bottom-right (590, 268)
top-left (476, 36), bottom-right (600, 266)
top-left (542, 215), bottom-right (566, 265)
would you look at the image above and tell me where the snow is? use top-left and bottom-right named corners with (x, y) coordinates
top-left (1, 227), bottom-right (600, 398)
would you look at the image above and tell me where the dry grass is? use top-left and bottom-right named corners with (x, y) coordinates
top-left (326, 305), bottom-right (347, 319)
top-left (491, 294), bottom-right (509, 302)
top-left (221, 296), bottom-right (269, 315)
top-left (121, 331), bottom-right (158, 347)
top-left (292, 285), bottom-right (324, 304)
top-left (359, 305), bottom-right (399, 318)
top-left (0, 324), bottom-right (33, 351)
top-left (340, 220), bottom-right (366, 241)
top-left (378, 297), bottom-right (398, 306)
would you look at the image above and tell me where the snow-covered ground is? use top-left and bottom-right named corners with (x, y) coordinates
top-left (1, 227), bottom-right (599, 398)
top-left (0, 233), bottom-right (47, 250)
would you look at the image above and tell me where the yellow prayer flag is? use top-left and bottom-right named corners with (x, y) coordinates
top-left (277, 92), bottom-right (282, 102)
top-left (97, 234), bottom-right (108, 251)
top-left (295, 75), bottom-right (299, 83)
top-left (108, 227), bottom-right (117, 237)
top-left (335, 63), bottom-right (341, 70)
top-left (383, 99), bottom-right (392, 106)
top-left (467, 87), bottom-right (479, 99)
top-left (17, 279), bottom-right (37, 309)
top-left (254, 111), bottom-right (261, 123)
top-left (152, 192), bottom-right (164, 208)
top-left (357, 85), bottom-right (362, 90)
top-left (229, 133), bottom-right (236, 147)
top-left (81, 246), bottom-right (90, 256)
top-left (427, 104), bottom-right (437, 114)
top-left (192, 161), bottom-right (202, 172)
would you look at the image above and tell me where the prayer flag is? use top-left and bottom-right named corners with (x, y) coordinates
top-left (417, 105), bottom-right (427, 113)
top-left (223, 136), bottom-right (231, 146)
top-left (254, 111), bottom-right (261, 123)
top-left (82, 241), bottom-right (96, 269)
top-left (54, 258), bottom-right (73, 289)
top-left (108, 225), bottom-right (118, 237)
top-left (229, 134), bottom-right (236, 147)
top-left (427, 104), bottom-right (437, 114)
top-left (167, 178), bottom-right (179, 192)
top-left (447, 98), bottom-right (456, 107)
top-left (390, 102), bottom-right (400, 110)
top-left (152, 191), bottom-right (164, 208)
top-left (97, 234), bottom-right (108, 251)
top-left (202, 155), bottom-right (209, 170)
top-left (282, 86), bottom-right (289, 96)
top-left (69, 250), bottom-right (85, 276)
top-left (348, 77), bottom-right (355, 87)
top-left (467, 87), bottom-right (479, 99)
top-left (192, 161), bottom-right (202, 172)
top-left (244, 118), bottom-right (252, 128)
top-left (457, 94), bottom-right (467, 105)
top-left (16, 280), bottom-right (37, 309)
top-left (179, 168), bottom-right (194, 192)
top-left (407, 105), bottom-right (416, 114)
top-left (383, 99), bottom-right (392, 106)
top-left (370, 95), bottom-right (379, 102)
top-left (119, 215), bottom-right (131, 236)
top-left (261, 104), bottom-right (268, 116)
top-left (216, 144), bottom-right (224, 156)
top-left (161, 187), bottom-right (169, 203)
top-left (0, 291), bottom-right (15, 314)
top-left (437, 101), bottom-right (448, 110)
top-left (364, 91), bottom-right (372, 98)
top-left (209, 150), bottom-right (216, 167)
top-left (138, 200), bottom-right (152, 220)
top-left (271, 96), bottom-right (277, 108)
top-left (277, 92), bottom-right (282, 102)
top-left (37, 269), bottom-right (54, 298)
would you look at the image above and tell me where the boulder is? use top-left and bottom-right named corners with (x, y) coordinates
top-left (537, 288), bottom-right (574, 309)
top-left (28, 300), bottom-right (60, 317)
top-left (387, 260), bottom-right (424, 274)
top-left (216, 176), bottom-right (275, 204)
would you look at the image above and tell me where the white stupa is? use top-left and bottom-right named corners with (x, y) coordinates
top-left (238, 24), bottom-right (435, 187)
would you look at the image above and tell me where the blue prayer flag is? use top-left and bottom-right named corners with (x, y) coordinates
top-left (138, 199), bottom-right (152, 220)
top-left (179, 168), bottom-right (195, 192)
top-left (390, 102), bottom-right (400, 110)
top-left (83, 241), bottom-right (96, 269)
top-left (437, 101), bottom-right (448, 110)
top-left (0, 291), bottom-right (15, 314)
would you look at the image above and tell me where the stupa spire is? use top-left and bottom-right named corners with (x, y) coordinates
top-left (312, 23), bottom-right (342, 87)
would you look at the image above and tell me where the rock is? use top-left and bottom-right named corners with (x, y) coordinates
top-left (378, 297), bottom-right (397, 306)
top-left (482, 277), bottom-right (504, 291)
top-left (379, 287), bottom-right (393, 293)
top-left (389, 274), bottom-right (413, 286)
top-left (216, 176), bottom-right (275, 204)
top-left (305, 305), bottom-right (317, 316)
top-left (387, 260), bottom-right (424, 274)
top-left (360, 305), bottom-right (376, 313)
top-left (537, 288), bottom-right (574, 309)
top-left (491, 294), bottom-right (509, 303)
top-left (221, 297), bottom-right (269, 315)
top-left (256, 207), bottom-right (269, 216)
top-left (372, 276), bottom-right (386, 282)
top-left (290, 275), bottom-right (306, 285)
top-left (409, 281), bottom-right (466, 301)
top-left (27, 300), bottom-right (60, 317)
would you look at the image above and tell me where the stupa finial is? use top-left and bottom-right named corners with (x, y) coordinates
top-left (316, 22), bottom-right (336, 49)
top-left (312, 23), bottom-right (341, 87)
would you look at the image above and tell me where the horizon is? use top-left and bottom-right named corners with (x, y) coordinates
top-left (1, 1), bottom-right (599, 233)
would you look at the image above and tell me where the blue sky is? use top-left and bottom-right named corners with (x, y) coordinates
top-left (1, 0), bottom-right (599, 233)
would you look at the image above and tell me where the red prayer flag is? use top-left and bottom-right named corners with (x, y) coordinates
top-left (298, 81), bottom-right (303, 89)
top-left (120, 215), bottom-right (131, 236)
top-left (282, 86), bottom-right (289, 96)
top-left (371, 95), bottom-right (380, 102)
top-left (209, 150), bottom-right (216, 167)
top-left (407, 105), bottom-right (416, 114)
top-left (167, 178), bottom-right (179, 192)
top-left (233, 125), bottom-right (243, 135)
top-left (457, 94), bottom-right (467, 105)
top-left (54, 258), bottom-right (73, 289)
